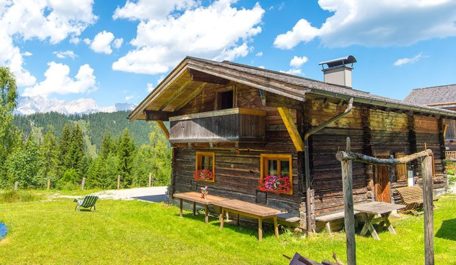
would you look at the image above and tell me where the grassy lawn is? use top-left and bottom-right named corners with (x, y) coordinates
top-left (0, 193), bottom-right (455, 265)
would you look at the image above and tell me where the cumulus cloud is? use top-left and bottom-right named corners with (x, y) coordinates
top-left (274, 0), bottom-right (456, 49)
top-left (113, 0), bottom-right (198, 21)
top-left (394, 53), bottom-right (426, 66)
top-left (281, 68), bottom-right (302, 75)
top-left (290, 56), bottom-right (308, 68)
top-left (113, 0), bottom-right (265, 75)
top-left (146, 83), bottom-right (155, 92)
top-left (86, 31), bottom-right (123, 54)
top-left (54, 50), bottom-right (77, 59)
top-left (23, 62), bottom-right (97, 97)
top-left (0, 0), bottom-right (96, 86)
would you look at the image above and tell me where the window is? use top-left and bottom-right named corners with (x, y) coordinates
top-left (194, 152), bottom-right (215, 182)
top-left (216, 90), bottom-right (234, 110)
top-left (258, 154), bottom-right (293, 195)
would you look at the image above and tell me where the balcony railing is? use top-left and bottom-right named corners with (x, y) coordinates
top-left (169, 108), bottom-right (266, 143)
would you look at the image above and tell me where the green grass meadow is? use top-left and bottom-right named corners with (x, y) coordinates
top-left (0, 192), bottom-right (455, 265)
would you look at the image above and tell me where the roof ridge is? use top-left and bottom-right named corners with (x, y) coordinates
top-left (412, 84), bottom-right (456, 91)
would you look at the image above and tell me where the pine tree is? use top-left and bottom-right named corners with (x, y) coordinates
top-left (117, 129), bottom-right (135, 187)
top-left (39, 130), bottom-right (59, 187)
top-left (6, 137), bottom-right (40, 188)
top-left (0, 67), bottom-right (18, 184)
top-left (58, 123), bottom-right (72, 177)
top-left (100, 132), bottom-right (115, 159)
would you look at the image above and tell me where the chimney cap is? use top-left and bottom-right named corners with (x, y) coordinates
top-left (319, 55), bottom-right (357, 69)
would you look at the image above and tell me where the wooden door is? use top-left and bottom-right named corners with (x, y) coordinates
top-left (374, 165), bottom-right (391, 203)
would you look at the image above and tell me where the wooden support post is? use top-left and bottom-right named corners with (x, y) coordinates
top-left (219, 209), bottom-right (225, 229)
top-left (204, 205), bottom-right (209, 223)
top-left (117, 175), bottom-right (121, 190)
top-left (81, 177), bottom-right (86, 190)
top-left (156, 121), bottom-right (170, 139)
top-left (277, 107), bottom-right (304, 152)
top-left (273, 216), bottom-right (279, 239)
top-left (179, 199), bottom-right (183, 218)
top-left (341, 137), bottom-right (356, 265)
top-left (258, 218), bottom-right (263, 241)
top-left (148, 173), bottom-right (152, 187)
top-left (193, 202), bottom-right (196, 216)
top-left (47, 178), bottom-right (51, 190)
top-left (422, 155), bottom-right (434, 265)
top-left (14, 181), bottom-right (18, 191)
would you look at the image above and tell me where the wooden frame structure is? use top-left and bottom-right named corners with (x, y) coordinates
top-left (337, 137), bottom-right (435, 265)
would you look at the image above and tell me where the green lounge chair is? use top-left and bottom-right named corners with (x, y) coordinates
top-left (74, 195), bottom-right (99, 211)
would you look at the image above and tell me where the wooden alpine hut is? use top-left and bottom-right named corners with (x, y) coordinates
top-left (129, 56), bottom-right (456, 232)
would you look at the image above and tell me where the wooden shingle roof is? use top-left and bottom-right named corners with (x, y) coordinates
top-left (130, 57), bottom-right (456, 120)
top-left (404, 84), bottom-right (456, 106)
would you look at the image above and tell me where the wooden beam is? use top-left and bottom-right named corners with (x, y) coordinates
top-left (189, 69), bottom-right (229, 85)
top-left (277, 107), bottom-right (304, 152)
top-left (156, 121), bottom-right (169, 139)
top-left (144, 110), bottom-right (171, 121)
top-left (336, 149), bottom-right (433, 164)
top-left (168, 83), bottom-right (207, 112)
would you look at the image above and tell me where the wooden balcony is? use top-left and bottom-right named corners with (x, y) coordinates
top-left (169, 108), bottom-right (266, 143)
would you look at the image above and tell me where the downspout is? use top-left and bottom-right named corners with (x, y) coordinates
top-left (304, 98), bottom-right (354, 234)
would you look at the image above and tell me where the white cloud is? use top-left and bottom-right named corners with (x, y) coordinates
top-left (22, 51), bottom-right (32, 57)
top-left (113, 0), bottom-right (198, 21)
top-left (0, 0), bottom-right (96, 86)
top-left (113, 0), bottom-right (265, 75)
top-left (290, 56), bottom-right (308, 68)
top-left (274, 0), bottom-right (456, 49)
top-left (281, 68), bottom-right (302, 75)
top-left (113, 38), bottom-right (124, 49)
top-left (125, 95), bottom-right (134, 101)
top-left (83, 38), bottom-right (91, 45)
top-left (69, 37), bottom-right (80, 45)
top-left (23, 62), bottom-right (97, 97)
top-left (54, 50), bottom-right (77, 59)
top-left (394, 53), bottom-right (426, 66)
top-left (255, 51), bottom-right (263, 57)
top-left (87, 31), bottom-right (123, 54)
top-left (146, 83), bottom-right (155, 92)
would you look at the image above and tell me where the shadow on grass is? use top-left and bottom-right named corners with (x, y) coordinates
top-left (133, 195), bottom-right (167, 203)
top-left (436, 218), bottom-right (456, 241)
top-left (177, 211), bottom-right (279, 240)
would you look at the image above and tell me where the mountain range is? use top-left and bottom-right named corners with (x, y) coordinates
top-left (16, 96), bottom-right (136, 115)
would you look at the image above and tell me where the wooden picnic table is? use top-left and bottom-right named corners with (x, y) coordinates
top-left (173, 192), bottom-right (227, 223)
top-left (354, 201), bottom-right (405, 240)
top-left (212, 199), bottom-right (282, 241)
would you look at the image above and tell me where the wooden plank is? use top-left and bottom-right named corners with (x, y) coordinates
top-left (156, 121), bottom-right (170, 139)
top-left (145, 110), bottom-right (171, 121)
top-left (170, 107), bottom-right (266, 121)
top-left (277, 107), bottom-right (304, 152)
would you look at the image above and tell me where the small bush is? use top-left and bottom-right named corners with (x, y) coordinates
top-left (0, 190), bottom-right (41, 203)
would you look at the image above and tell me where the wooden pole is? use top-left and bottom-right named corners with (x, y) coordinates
top-left (14, 181), bottom-right (18, 191)
top-left (47, 178), bottom-right (51, 190)
top-left (148, 173), bottom-right (152, 187)
top-left (117, 175), bottom-right (121, 190)
top-left (422, 155), bottom-right (434, 265)
top-left (81, 177), bottom-right (86, 190)
top-left (341, 137), bottom-right (356, 265)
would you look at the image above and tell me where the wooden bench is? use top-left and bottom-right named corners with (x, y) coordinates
top-left (212, 199), bottom-right (282, 241)
top-left (173, 192), bottom-right (227, 223)
top-left (316, 210), bottom-right (359, 235)
top-left (396, 186), bottom-right (423, 212)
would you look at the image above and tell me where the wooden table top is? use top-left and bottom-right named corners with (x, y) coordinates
top-left (354, 201), bottom-right (405, 215)
top-left (173, 192), bottom-right (227, 205)
top-left (212, 199), bottom-right (282, 218)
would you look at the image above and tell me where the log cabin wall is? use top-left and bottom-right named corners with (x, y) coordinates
top-left (172, 82), bottom-right (307, 221)
top-left (414, 115), bottom-right (447, 193)
top-left (306, 97), bottom-right (368, 216)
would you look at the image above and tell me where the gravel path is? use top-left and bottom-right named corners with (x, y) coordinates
top-left (91, 186), bottom-right (169, 202)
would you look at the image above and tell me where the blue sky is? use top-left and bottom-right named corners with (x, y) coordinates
top-left (2, 0), bottom-right (456, 113)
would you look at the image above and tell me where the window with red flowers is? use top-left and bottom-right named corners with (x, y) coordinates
top-left (258, 154), bottom-right (292, 195)
top-left (194, 152), bottom-right (215, 182)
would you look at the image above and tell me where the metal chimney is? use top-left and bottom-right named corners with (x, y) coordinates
top-left (319, 55), bottom-right (357, 87)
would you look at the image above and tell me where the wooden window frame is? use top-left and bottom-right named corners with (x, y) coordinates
top-left (259, 154), bottom-right (293, 195)
top-left (194, 152), bottom-right (216, 183)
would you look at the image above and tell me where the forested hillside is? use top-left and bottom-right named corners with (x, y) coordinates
top-left (1, 67), bottom-right (171, 190)
top-left (13, 111), bottom-right (151, 148)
